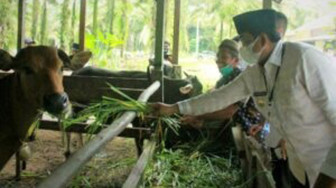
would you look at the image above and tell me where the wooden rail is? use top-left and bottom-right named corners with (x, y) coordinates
top-left (37, 81), bottom-right (160, 188)
top-left (232, 126), bottom-right (275, 188)
top-left (39, 120), bottom-right (152, 139)
top-left (63, 75), bottom-right (152, 103)
top-left (123, 139), bottom-right (156, 188)
top-left (0, 72), bottom-right (159, 102)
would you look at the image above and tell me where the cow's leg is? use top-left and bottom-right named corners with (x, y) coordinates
top-left (15, 153), bottom-right (22, 180)
top-left (64, 132), bottom-right (72, 158)
top-left (15, 142), bottom-right (31, 180)
top-left (57, 117), bottom-right (72, 159)
top-left (76, 133), bottom-right (84, 147)
top-left (132, 118), bottom-right (144, 157)
top-left (0, 137), bottom-right (21, 171)
top-left (135, 138), bottom-right (144, 157)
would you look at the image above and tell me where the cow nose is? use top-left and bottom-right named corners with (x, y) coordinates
top-left (43, 92), bottom-right (69, 115)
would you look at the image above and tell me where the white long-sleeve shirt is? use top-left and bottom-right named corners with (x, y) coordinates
top-left (177, 41), bottom-right (336, 186)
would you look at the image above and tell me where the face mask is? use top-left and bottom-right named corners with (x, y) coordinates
top-left (220, 65), bottom-right (233, 76)
top-left (239, 37), bottom-right (264, 65)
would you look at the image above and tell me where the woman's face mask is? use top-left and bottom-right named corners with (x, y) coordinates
top-left (239, 37), bottom-right (264, 65)
top-left (216, 50), bottom-right (237, 76)
top-left (219, 65), bottom-right (233, 76)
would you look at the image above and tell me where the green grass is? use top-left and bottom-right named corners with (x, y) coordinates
top-left (64, 84), bottom-right (181, 140)
top-left (141, 148), bottom-right (243, 188)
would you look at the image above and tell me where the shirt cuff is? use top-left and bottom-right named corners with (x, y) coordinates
top-left (177, 100), bottom-right (191, 115)
top-left (320, 143), bottom-right (336, 179)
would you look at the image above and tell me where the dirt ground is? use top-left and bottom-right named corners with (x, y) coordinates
top-left (0, 130), bottom-right (137, 188)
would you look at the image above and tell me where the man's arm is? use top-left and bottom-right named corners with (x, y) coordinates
top-left (177, 67), bottom-right (253, 116)
top-left (302, 49), bottom-right (336, 126)
top-left (302, 49), bottom-right (336, 186)
top-left (194, 104), bottom-right (239, 120)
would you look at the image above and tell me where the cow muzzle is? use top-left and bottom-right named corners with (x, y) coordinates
top-left (43, 92), bottom-right (69, 115)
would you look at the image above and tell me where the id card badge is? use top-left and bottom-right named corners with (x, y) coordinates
top-left (253, 91), bottom-right (267, 107)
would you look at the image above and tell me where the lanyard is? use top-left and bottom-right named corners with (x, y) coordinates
top-left (262, 44), bottom-right (286, 109)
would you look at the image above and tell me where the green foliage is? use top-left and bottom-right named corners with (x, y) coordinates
top-left (85, 30), bottom-right (124, 68)
top-left (69, 175), bottom-right (92, 188)
top-left (0, 0), bottom-right (328, 66)
top-left (71, 0), bottom-right (78, 44)
top-left (142, 149), bottom-right (243, 188)
top-left (31, 0), bottom-right (40, 41)
top-left (64, 84), bottom-right (180, 140)
top-left (39, 0), bottom-right (48, 44)
top-left (59, 0), bottom-right (71, 49)
top-left (0, 0), bottom-right (17, 50)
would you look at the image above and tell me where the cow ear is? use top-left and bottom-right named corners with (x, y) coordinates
top-left (183, 71), bottom-right (190, 78)
top-left (179, 84), bottom-right (193, 95)
top-left (0, 49), bottom-right (14, 71)
top-left (70, 51), bottom-right (92, 70)
top-left (57, 49), bottom-right (71, 68)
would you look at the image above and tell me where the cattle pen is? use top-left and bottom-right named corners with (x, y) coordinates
top-left (0, 0), bottom-right (285, 187)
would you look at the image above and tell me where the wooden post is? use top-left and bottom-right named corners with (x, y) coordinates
top-left (172, 0), bottom-right (180, 65)
top-left (263, 0), bottom-right (272, 9)
top-left (152, 0), bottom-right (166, 102)
top-left (17, 0), bottom-right (26, 50)
top-left (16, 0), bottom-right (26, 178)
top-left (79, 0), bottom-right (86, 51)
top-left (154, 0), bottom-right (166, 69)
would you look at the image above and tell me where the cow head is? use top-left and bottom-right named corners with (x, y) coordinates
top-left (179, 72), bottom-right (203, 96)
top-left (0, 46), bottom-right (69, 115)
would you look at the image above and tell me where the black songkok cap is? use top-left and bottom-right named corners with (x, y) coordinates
top-left (233, 9), bottom-right (280, 41)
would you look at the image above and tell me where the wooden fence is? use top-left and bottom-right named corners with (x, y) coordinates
top-left (37, 81), bottom-right (160, 188)
top-left (232, 126), bottom-right (276, 188)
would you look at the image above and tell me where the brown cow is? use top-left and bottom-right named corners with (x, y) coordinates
top-left (0, 46), bottom-right (69, 170)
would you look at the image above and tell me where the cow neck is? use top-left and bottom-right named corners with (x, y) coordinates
top-left (0, 75), bottom-right (13, 125)
top-left (10, 74), bottom-right (41, 139)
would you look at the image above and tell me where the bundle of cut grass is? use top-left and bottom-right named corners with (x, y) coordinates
top-left (64, 84), bottom-right (180, 139)
top-left (141, 148), bottom-right (243, 188)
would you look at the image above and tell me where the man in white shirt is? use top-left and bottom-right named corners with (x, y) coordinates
top-left (152, 9), bottom-right (336, 188)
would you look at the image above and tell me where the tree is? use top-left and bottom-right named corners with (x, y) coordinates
top-left (59, 0), bottom-right (70, 49)
top-left (39, 0), bottom-right (48, 44)
top-left (119, 0), bottom-right (130, 58)
top-left (92, 0), bottom-right (98, 36)
top-left (70, 0), bottom-right (78, 45)
top-left (31, 0), bottom-right (40, 41)
top-left (0, 0), bottom-right (17, 49)
top-left (106, 0), bottom-right (115, 34)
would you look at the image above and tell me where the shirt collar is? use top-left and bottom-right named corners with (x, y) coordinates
top-left (265, 40), bottom-right (284, 67)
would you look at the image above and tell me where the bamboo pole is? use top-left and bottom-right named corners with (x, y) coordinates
top-left (123, 139), bottom-right (156, 188)
top-left (79, 0), bottom-right (86, 51)
top-left (154, 0), bottom-right (166, 69)
top-left (15, 1), bottom-right (26, 179)
top-left (37, 81), bottom-right (161, 188)
top-left (172, 0), bottom-right (180, 65)
top-left (152, 0), bottom-right (166, 102)
top-left (17, 0), bottom-right (26, 51)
